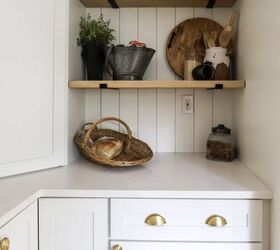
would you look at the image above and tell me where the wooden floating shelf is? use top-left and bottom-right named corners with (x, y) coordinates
top-left (80, 0), bottom-right (237, 8)
top-left (69, 80), bottom-right (246, 89)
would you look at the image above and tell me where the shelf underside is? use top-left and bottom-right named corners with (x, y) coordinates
top-left (69, 80), bottom-right (245, 89)
top-left (80, 0), bottom-right (237, 8)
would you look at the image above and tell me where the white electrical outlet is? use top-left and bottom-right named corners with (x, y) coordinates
top-left (182, 95), bottom-right (193, 114)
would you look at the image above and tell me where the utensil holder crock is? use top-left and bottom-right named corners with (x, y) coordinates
top-left (204, 47), bottom-right (230, 80)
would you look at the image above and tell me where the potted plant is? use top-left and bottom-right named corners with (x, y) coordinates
top-left (77, 13), bottom-right (115, 80)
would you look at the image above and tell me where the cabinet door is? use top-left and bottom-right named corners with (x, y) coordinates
top-left (39, 198), bottom-right (108, 250)
top-left (111, 242), bottom-right (262, 250)
top-left (0, 0), bottom-right (67, 177)
top-left (0, 202), bottom-right (38, 250)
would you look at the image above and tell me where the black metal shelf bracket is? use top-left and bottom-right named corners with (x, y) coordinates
top-left (99, 83), bottom-right (119, 90)
top-left (207, 0), bottom-right (216, 8)
top-left (207, 83), bottom-right (224, 90)
top-left (99, 83), bottom-right (108, 89)
top-left (108, 0), bottom-right (119, 8)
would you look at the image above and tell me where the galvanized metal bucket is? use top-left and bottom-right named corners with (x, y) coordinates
top-left (105, 45), bottom-right (156, 80)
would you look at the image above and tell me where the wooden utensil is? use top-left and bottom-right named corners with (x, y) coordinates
top-left (219, 10), bottom-right (239, 48)
top-left (166, 18), bottom-right (232, 78)
top-left (204, 32), bottom-right (216, 48)
top-left (203, 33), bottom-right (209, 48)
top-left (210, 31), bottom-right (217, 46)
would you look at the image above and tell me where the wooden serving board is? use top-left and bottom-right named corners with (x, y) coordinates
top-left (166, 18), bottom-right (231, 79)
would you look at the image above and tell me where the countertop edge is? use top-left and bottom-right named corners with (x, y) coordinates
top-left (0, 188), bottom-right (272, 228)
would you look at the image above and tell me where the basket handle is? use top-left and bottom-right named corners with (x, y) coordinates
top-left (82, 117), bottom-right (133, 148)
top-left (80, 122), bottom-right (93, 131)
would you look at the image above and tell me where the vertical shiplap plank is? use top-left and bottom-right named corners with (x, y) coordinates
top-left (194, 8), bottom-right (213, 19)
top-left (139, 8), bottom-right (157, 80)
top-left (175, 8), bottom-right (194, 152)
top-left (213, 90), bottom-right (232, 128)
top-left (138, 8), bottom-right (157, 151)
top-left (156, 8), bottom-right (176, 81)
top-left (212, 8), bottom-right (234, 130)
top-left (157, 89), bottom-right (176, 152)
top-left (102, 8), bottom-right (120, 43)
top-left (175, 7), bottom-right (194, 23)
top-left (157, 8), bottom-right (176, 152)
top-left (119, 8), bottom-right (138, 136)
top-left (138, 89), bottom-right (157, 151)
top-left (120, 89), bottom-right (138, 136)
top-left (193, 8), bottom-right (213, 152)
top-left (175, 89), bottom-right (194, 152)
top-left (86, 8), bottom-right (101, 18)
top-left (119, 8), bottom-right (138, 45)
top-left (101, 8), bottom-right (120, 130)
top-left (85, 8), bottom-right (101, 123)
top-left (85, 90), bottom-right (101, 122)
top-left (194, 90), bottom-right (213, 152)
top-left (213, 8), bottom-right (234, 26)
top-left (101, 89), bottom-right (120, 130)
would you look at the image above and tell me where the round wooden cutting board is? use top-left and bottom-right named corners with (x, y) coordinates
top-left (166, 18), bottom-right (231, 79)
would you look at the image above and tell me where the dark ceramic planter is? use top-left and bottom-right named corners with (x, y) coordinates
top-left (82, 44), bottom-right (105, 80)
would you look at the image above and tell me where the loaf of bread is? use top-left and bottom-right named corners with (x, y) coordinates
top-left (92, 137), bottom-right (123, 160)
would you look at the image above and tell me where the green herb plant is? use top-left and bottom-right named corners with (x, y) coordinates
top-left (77, 13), bottom-right (116, 47)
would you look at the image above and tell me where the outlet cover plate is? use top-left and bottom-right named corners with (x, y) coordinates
top-left (182, 95), bottom-right (193, 114)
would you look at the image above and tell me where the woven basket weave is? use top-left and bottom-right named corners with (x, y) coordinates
top-left (74, 117), bottom-right (153, 167)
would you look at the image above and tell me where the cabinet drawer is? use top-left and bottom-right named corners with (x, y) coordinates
top-left (111, 241), bottom-right (262, 250)
top-left (110, 199), bottom-right (262, 242)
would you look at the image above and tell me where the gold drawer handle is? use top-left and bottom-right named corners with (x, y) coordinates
top-left (206, 215), bottom-right (227, 227)
top-left (112, 245), bottom-right (122, 250)
top-left (145, 213), bottom-right (166, 226)
top-left (0, 238), bottom-right (10, 250)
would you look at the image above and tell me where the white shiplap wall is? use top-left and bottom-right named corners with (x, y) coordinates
top-left (85, 7), bottom-right (234, 153)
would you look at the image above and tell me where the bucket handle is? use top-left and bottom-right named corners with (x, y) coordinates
top-left (104, 45), bottom-right (114, 78)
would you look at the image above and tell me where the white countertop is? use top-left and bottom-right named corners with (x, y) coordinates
top-left (0, 153), bottom-right (272, 227)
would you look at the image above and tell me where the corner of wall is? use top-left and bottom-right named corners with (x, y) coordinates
top-left (67, 0), bottom-right (87, 163)
top-left (233, 1), bottom-right (280, 249)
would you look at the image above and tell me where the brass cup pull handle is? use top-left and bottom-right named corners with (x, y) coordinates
top-left (145, 213), bottom-right (166, 226)
top-left (206, 215), bottom-right (227, 227)
top-left (112, 245), bottom-right (122, 250)
top-left (0, 238), bottom-right (10, 250)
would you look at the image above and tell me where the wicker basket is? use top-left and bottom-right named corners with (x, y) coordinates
top-left (74, 117), bottom-right (153, 167)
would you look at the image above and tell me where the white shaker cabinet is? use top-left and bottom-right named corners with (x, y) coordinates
top-left (38, 198), bottom-right (264, 250)
top-left (0, 202), bottom-right (38, 250)
top-left (39, 198), bottom-right (108, 250)
top-left (0, 0), bottom-right (68, 177)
